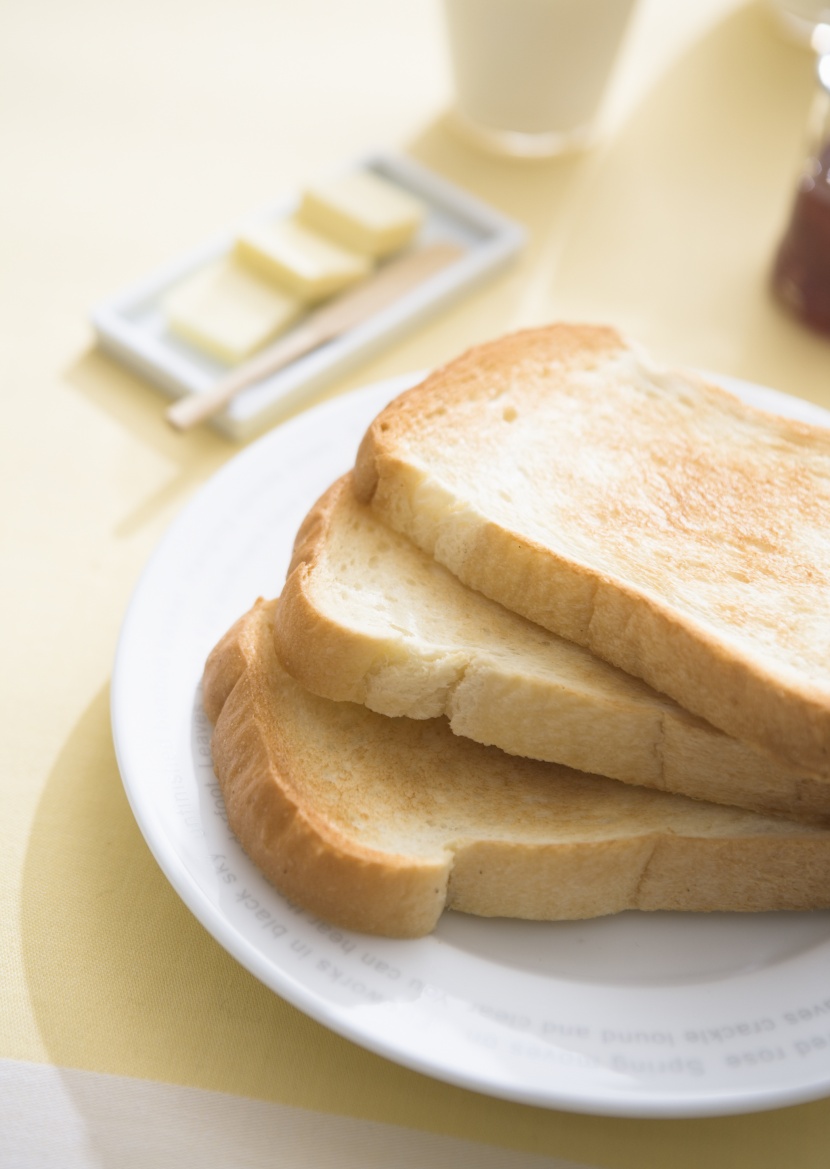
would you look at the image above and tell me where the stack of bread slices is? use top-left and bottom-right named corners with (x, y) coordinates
top-left (203, 323), bottom-right (830, 937)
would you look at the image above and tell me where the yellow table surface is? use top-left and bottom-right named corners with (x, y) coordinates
top-left (4, 0), bottom-right (830, 1164)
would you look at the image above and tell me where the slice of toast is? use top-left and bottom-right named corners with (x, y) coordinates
top-left (274, 475), bottom-right (829, 822)
top-left (204, 598), bottom-right (830, 938)
top-left (353, 324), bottom-right (830, 779)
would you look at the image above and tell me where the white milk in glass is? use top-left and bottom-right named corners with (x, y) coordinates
top-left (443, 0), bottom-right (637, 157)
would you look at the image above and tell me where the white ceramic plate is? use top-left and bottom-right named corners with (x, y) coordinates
top-left (111, 370), bottom-right (830, 1119)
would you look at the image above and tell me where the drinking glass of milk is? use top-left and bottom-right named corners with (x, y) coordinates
top-left (443, 0), bottom-right (638, 158)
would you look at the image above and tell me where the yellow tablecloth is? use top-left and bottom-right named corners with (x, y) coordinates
top-left (4, 0), bottom-right (830, 1164)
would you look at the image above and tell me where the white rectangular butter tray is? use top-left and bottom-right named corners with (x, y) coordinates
top-left (92, 151), bottom-right (525, 440)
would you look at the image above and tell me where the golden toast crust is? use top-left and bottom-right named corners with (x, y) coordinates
top-left (205, 600), bottom-right (830, 937)
top-left (274, 475), bottom-right (830, 821)
top-left (353, 324), bottom-right (830, 777)
top-left (205, 601), bottom-right (449, 938)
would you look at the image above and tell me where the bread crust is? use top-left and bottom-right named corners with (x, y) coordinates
top-left (274, 475), bottom-right (830, 822)
top-left (205, 599), bottom-right (830, 937)
top-left (353, 323), bottom-right (830, 778)
top-left (205, 600), bottom-right (450, 938)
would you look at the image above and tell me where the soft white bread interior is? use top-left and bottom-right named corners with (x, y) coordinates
top-left (204, 599), bottom-right (830, 938)
top-left (353, 324), bottom-right (830, 779)
top-left (274, 476), bottom-right (829, 822)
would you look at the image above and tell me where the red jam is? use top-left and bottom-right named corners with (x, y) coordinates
top-left (772, 142), bottom-right (830, 335)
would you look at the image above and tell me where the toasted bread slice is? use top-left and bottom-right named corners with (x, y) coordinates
top-left (204, 599), bottom-right (830, 938)
top-left (274, 476), bottom-right (828, 822)
top-left (353, 324), bottom-right (830, 779)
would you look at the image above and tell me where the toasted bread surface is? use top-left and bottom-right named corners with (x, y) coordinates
top-left (204, 599), bottom-right (830, 938)
top-left (274, 475), bottom-right (828, 821)
top-left (353, 324), bottom-right (830, 777)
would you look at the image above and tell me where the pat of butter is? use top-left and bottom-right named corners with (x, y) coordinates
top-left (299, 170), bottom-right (425, 257)
top-left (164, 259), bottom-right (302, 365)
top-left (234, 218), bottom-right (372, 302)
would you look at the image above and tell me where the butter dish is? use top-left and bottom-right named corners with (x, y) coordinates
top-left (91, 152), bottom-right (525, 439)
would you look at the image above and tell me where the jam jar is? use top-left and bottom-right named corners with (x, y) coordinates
top-left (772, 48), bottom-right (830, 334)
